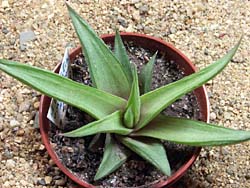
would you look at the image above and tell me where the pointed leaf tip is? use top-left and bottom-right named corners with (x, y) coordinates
top-left (118, 136), bottom-right (171, 176)
top-left (114, 30), bottom-right (133, 84)
top-left (0, 59), bottom-right (126, 119)
top-left (94, 134), bottom-right (130, 180)
top-left (137, 38), bottom-right (242, 130)
top-left (139, 52), bottom-right (157, 94)
top-left (124, 65), bottom-right (141, 128)
top-left (133, 116), bottom-right (250, 146)
top-left (67, 5), bottom-right (130, 98)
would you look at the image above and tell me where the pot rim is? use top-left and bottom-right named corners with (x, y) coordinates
top-left (39, 32), bottom-right (210, 188)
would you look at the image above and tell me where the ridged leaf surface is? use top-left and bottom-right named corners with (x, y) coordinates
top-left (114, 30), bottom-right (133, 84)
top-left (118, 136), bottom-right (171, 176)
top-left (124, 66), bottom-right (141, 128)
top-left (95, 134), bottom-right (130, 180)
top-left (133, 115), bottom-right (250, 146)
top-left (0, 60), bottom-right (126, 119)
top-left (63, 111), bottom-right (132, 137)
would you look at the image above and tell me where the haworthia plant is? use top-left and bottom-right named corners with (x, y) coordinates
top-left (0, 4), bottom-right (249, 181)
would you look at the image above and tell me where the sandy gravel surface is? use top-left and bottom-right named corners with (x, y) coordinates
top-left (0, 0), bottom-right (249, 187)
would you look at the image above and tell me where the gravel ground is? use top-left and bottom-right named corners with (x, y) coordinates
top-left (0, 0), bottom-right (249, 187)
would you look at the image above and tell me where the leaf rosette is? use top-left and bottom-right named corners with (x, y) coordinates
top-left (0, 4), bottom-right (249, 181)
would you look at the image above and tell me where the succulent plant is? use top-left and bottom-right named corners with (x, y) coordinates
top-left (0, 4), bottom-right (250, 181)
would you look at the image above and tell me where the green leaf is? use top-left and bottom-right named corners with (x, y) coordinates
top-left (114, 30), bottom-right (133, 84)
top-left (0, 59), bottom-right (126, 119)
top-left (133, 115), bottom-right (250, 146)
top-left (67, 5), bottom-right (130, 99)
top-left (136, 38), bottom-right (242, 129)
top-left (94, 134), bottom-right (131, 180)
top-left (124, 65), bottom-right (141, 128)
top-left (124, 108), bottom-right (134, 129)
top-left (63, 111), bottom-right (132, 137)
top-left (139, 52), bottom-right (157, 94)
top-left (118, 136), bottom-right (171, 176)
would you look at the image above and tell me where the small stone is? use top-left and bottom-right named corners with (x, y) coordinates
top-left (118, 17), bottom-right (127, 28)
top-left (44, 176), bottom-right (52, 185)
top-left (33, 101), bottom-right (40, 109)
top-left (3, 181), bottom-right (11, 187)
top-left (131, 0), bottom-right (139, 3)
top-left (19, 30), bottom-right (36, 51)
top-left (3, 149), bottom-right (13, 159)
top-left (41, 3), bottom-right (48, 9)
top-left (125, 25), bottom-right (134, 32)
top-left (14, 137), bottom-right (23, 143)
top-left (6, 159), bottom-right (16, 169)
top-left (55, 179), bottom-right (66, 186)
top-left (207, 91), bottom-right (213, 98)
top-left (204, 48), bottom-right (209, 55)
top-left (245, 174), bottom-right (250, 180)
top-left (20, 88), bottom-right (31, 94)
top-left (61, 146), bottom-right (74, 153)
top-left (10, 38), bottom-right (16, 45)
top-left (132, 11), bottom-right (140, 22)
top-left (10, 119), bottom-right (20, 127)
top-left (19, 100), bottom-right (31, 112)
top-left (183, 104), bottom-right (188, 110)
top-left (169, 27), bottom-right (177, 34)
top-left (37, 179), bottom-right (46, 186)
top-left (139, 5), bottom-right (149, 14)
top-left (27, 111), bottom-right (36, 122)
top-left (0, 124), bottom-right (3, 132)
top-left (136, 24), bottom-right (143, 30)
top-left (2, 27), bottom-right (9, 34)
top-left (226, 168), bottom-right (235, 176)
top-left (221, 147), bottom-right (229, 155)
top-left (48, 159), bottom-right (55, 166)
top-left (220, 100), bottom-right (226, 106)
top-left (144, 26), bottom-right (152, 34)
top-left (16, 129), bottom-right (25, 136)
top-left (20, 180), bottom-right (28, 186)
top-left (224, 112), bottom-right (231, 120)
top-left (16, 113), bottom-right (23, 122)
top-left (16, 92), bottom-right (24, 104)
top-left (206, 175), bottom-right (214, 183)
top-left (38, 144), bottom-right (45, 151)
top-left (210, 112), bottom-right (217, 120)
top-left (2, 0), bottom-right (9, 8)
top-left (33, 111), bottom-right (39, 129)
top-left (53, 175), bottom-right (61, 180)
top-left (207, 80), bottom-right (213, 85)
top-left (32, 163), bottom-right (38, 170)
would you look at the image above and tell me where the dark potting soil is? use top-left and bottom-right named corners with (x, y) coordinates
top-left (48, 41), bottom-right (201, 187)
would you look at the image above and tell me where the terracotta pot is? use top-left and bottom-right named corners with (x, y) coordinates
top-left (39, 33), bottom-right (210, 188)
